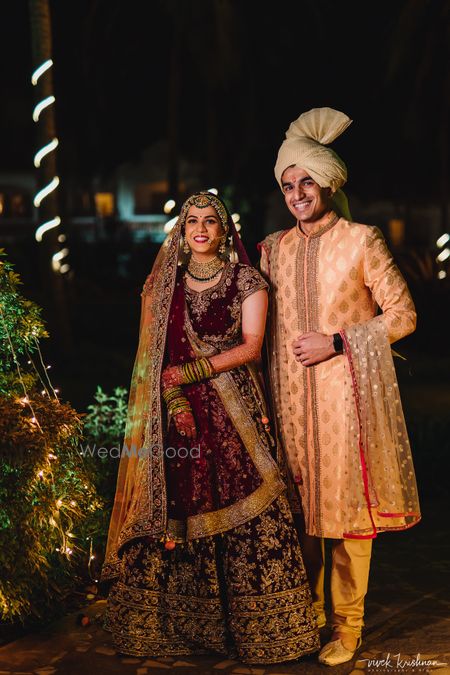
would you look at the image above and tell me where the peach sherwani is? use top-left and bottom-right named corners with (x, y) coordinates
top-left (259, 216), bottom-right (421, 539)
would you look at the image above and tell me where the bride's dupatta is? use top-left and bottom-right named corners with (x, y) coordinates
top-left (101, 193), bottom-right (254, 582)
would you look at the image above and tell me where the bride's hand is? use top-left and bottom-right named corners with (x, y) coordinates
top-left (173, 410), bottom-right (197, 441)
top-left (162, 365), bottom-right (183, 390)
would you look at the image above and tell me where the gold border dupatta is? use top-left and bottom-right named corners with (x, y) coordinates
top-left (100, 219), bottom-right (180, 581)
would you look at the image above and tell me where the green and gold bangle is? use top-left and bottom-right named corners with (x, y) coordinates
top-left (181, 357), bottom-right (215, 384)
top-left (162, 385), bottom-right (192, 418)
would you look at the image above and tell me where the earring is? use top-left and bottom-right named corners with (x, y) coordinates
top-left (219, 235), bottom-right (227, 255)
top-left (183, 238), bottom-right (190, 254)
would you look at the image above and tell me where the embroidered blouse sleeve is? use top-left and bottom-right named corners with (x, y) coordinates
top-left (236, 265), bottom-right (269, 302)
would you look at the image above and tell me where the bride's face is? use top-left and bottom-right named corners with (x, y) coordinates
top-left (184, 205), bottom-right (224, 257)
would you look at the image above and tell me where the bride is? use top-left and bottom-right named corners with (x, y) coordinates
top-left (100, 191), bottom-right (319, 664)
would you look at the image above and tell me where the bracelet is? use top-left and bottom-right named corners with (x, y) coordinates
top-left (181, 357), bottom-right (215, 384)
top-left (162, 385), bottom-right (192, 418)
top-left (332, 333), bottom-right (344, 354)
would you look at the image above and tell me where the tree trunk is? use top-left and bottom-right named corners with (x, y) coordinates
top-left (29, 0), bottom-right (72, 353)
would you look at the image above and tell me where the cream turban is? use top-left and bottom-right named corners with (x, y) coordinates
top-left (274, 107), bottom-right (352, 193)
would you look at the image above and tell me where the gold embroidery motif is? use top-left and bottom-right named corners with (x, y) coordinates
top-left (103, 494), bottom-right (320, 663)
top-left (236, 264), bottom-right (269, 301)
top-left (183, 310), bottom-right (286, 539)
top-left (184, 263), bottom-right (233, 321)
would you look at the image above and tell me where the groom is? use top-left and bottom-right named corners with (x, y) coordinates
top-left (259, 108), bottom-right (420, 666)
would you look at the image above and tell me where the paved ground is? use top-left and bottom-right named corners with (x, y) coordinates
top-left (1, 499), bottom-right (449, 675)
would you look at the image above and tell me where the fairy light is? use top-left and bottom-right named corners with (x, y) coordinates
top-left (207, 188), bottom-right (218, 195)
top-left (31, 58), bottom-right (53, 85)
top-left (438, 270), bottom-right (447, 279)
top-left (32, 95), bottom-right (56, 123)
top-left (0, 305), bottom-right (43, 433)
top-left (35, 216), bottom-right (61, 242)
top-left (32, 339), bottom-right (58, 399)
top-left (34, 138), bottom-right (59, 168)
top-left (32, 59), bottom-right (68, 271)
top-left (34, 176), bottom-right (60, 208)
top-left (163, 199), bottom-right (176, 214)
top-left (436, 233), bottom-right (450, 248)
top-left (436, 248), bottom-right (450, 263)
top-left (51, 248), bottom-right (69, 273)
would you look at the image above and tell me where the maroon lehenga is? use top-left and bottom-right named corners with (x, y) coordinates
top-left (103, 262), bottom-right (319, 664)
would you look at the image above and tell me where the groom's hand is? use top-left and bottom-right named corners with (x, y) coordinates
top-left (292, 332), bottom-right (335, 367)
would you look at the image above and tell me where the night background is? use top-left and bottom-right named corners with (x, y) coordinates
top-left (0, 1), bottom-right (449, 672)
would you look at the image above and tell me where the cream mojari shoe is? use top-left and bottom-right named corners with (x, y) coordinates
top-left (318, 636), bottom-right (362, 666)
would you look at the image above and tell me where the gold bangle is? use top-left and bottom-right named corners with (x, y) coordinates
top-left (181, 357), bottom-right (215, 384)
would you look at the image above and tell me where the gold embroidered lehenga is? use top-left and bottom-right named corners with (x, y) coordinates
top-left (100, 193), bottom-right (319, 664)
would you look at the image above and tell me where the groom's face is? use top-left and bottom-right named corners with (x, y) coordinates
top-left (281, 165), bottom-right (332, 224)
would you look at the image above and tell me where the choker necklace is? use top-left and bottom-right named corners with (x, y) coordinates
top-left (187, 256), bottom-right (224, 282)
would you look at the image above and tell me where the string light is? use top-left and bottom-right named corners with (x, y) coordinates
top-left (35, 216), bottom-right (61, 242)
top-left (34, 138), bottom-right (59, 168)
top-left (32, 339), bottom-right (58, 399)
top-left (436, 248), bottom-right (450, 263)
top-left (32, 58), bottom-right (68, 272)
top-left (51, 248), bottom-right (69, 272)
top-left (436, 233), bottom-right (450, 248)
top-left (163, 199), bottom-right (176, 214)
top-left (31, 59), bottom-right (53, 85)
top-left (0, 305), bottom-right (43, 433)
top-left (34, 176), bottom-right (60, 208)
top-left (32, 95), bottom-right (56, 123)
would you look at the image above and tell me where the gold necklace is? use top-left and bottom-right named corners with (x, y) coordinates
top-left (187, 255), bottom-right (224, 282)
